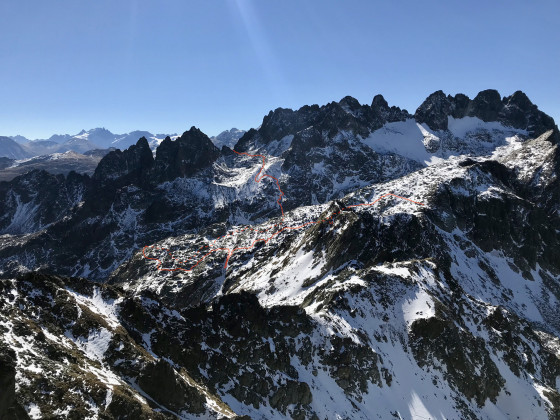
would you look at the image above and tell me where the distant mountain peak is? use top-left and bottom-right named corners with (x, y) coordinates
top-left (0, 136), bottom-right (31, 159)
top-left (8, 135), bottom-right (29, 144)
top-left (211, 127), bottom-right (247, 149)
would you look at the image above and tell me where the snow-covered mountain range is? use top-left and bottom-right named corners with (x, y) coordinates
top-left (2, 128), bottom-right (176, 158)
top-left (210, 128), bottom-right (247, 149)
top-left (0, 89), bottom-right (559, 419)
top-left (0, 129), bottom-right (243, 182)
top-left (3, 127), bottom-right (244, 159)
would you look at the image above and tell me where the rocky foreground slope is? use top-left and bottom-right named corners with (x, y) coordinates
top-left (0, 89), bottom-right (559, 419)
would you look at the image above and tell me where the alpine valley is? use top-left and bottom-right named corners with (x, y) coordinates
top-left (1, 89), bottom-right (559, 419)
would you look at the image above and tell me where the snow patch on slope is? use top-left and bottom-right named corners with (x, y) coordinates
top-left (362, 117), bottom-right (528, 166)
top-left (361, 119), bottom-right (434, 164)
top-left (68, 327), bottom-right (113, 362)
top-left (3, 192), bottom-right (41, 234)
top-left (68, 287), bottom-right (122, 329)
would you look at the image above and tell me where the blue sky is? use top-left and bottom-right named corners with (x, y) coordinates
top-left (1, 0), bottom-right (558, 138)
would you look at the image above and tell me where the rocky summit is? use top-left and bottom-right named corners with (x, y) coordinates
top-left (0, 90), bottom-right (559, 419)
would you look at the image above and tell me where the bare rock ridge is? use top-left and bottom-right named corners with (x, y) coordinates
top-left (93, 137), bottom-right (154, 183)
top-left (151, 127), bottom-right (220, 183)
top-left (235, 93), bottom-right (410, 152)
top-left (414, 89), bottom-right (558, 139)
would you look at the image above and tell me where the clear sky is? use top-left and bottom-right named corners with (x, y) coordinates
top-left (1, 1), bottom-right (559, 139)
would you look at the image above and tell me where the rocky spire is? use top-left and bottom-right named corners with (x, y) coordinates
top-left (150, 126), bottom-right (220, 183)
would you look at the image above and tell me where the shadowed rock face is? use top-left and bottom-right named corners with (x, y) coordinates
top-left (137, 359), bottom-right (206, 413)
top-left (93, 137), bottom-right (154, 184)
top-left (236, 94), bottom-right (411, 152)
top-left (410, 316), bottom-right (505, 407)
top-left (371, 93), bottom-right (412, 122)
top-left (414, 90), bottom-right (454, 131)
top-left (150, 127), bottom-right (220, 183)
top-left (415, 89), bottom-right (559, 140)
top-left (0, 169), bottom-right (88, 235)
top-left (93, 128), bottom-right (221, 186)
top-left (0, 346), bottom-right (29, 419)
top-left (469, 89), bottom-right (504, 122)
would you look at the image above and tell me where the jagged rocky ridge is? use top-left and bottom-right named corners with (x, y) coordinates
top-left (1, 89), bottom-right (553, 280)
top-left (0, 90), bottom-right (559, 419)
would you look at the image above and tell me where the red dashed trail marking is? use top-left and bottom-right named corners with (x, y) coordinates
top-left (142, 150), bottom-right (424, 272)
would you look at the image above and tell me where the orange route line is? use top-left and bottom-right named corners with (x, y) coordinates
top-left (232, 149), bottom-right (285, 222)
top-left (142, 150), bottom-right (424, 272)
